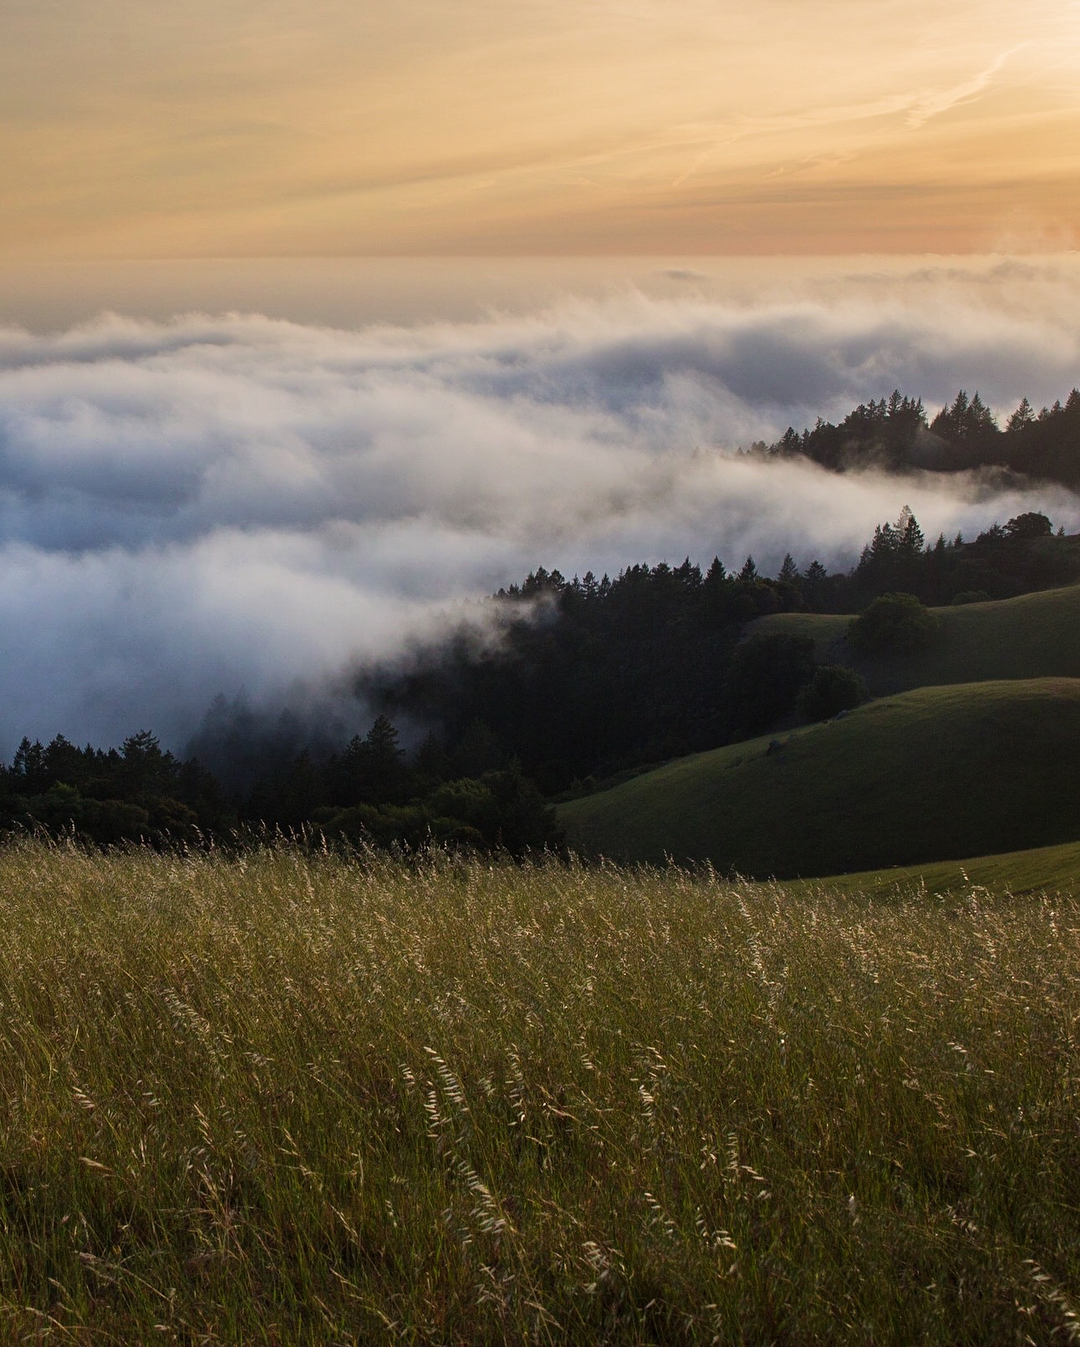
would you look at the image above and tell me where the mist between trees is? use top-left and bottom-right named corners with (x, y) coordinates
top-left (0, 497), bottom-right (1072, 851)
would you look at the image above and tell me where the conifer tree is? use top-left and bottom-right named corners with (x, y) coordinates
top-left (897, 505), bottom-right (925, 555)
top-left (1007, 396), bottom-right (1034, 432)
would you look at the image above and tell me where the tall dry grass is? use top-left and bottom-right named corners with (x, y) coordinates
top-left (1, 839), bottom-right (1079, 1344)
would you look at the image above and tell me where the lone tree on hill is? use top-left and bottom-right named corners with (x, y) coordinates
top-left (848, 592), bottom-right (940, 658)
top-left (796, 665), bottom-right (868, 722)
top-left (1004, 511), bottom-right (1053, 540)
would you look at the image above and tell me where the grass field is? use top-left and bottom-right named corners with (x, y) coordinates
top-left (3, 841), bottom-right (1080, 1344)
top-left (786, 838), bottom-right (1080, 901)
top-left (559, 679), bottom-right (1080, 877)
top-left (748, 581), bottom-right (1080, 694)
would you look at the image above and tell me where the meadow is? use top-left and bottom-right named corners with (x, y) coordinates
top-left (2, 841), bottom-right (1080, 1343)
top-left (560, 678), bottom-right (1080, 876)
top-left (749, 581), bottom-right (1080, 696)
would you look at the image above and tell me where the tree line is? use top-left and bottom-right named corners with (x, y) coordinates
top-left (361, 506), bottom-right (1076, 794)
top-left (1, 502), bottom-right (1075, 849)
top-left (749, 385), bottom-right (1080, 490)
top-left (0, 719), bottom-right (562, 854)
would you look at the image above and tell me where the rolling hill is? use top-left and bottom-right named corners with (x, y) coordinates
top-left (746, 581), bottom-right (1080, 694)
top-left (786, 838), bottom-right (1080, 899)
top-left (559, 678), bottom-right (1080, 878)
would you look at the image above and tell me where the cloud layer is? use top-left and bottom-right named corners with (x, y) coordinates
top-left (1, 289), bottom-right (1078, 754)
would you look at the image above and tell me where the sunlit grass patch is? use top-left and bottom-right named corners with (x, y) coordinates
top-left (1, 839), bottom-right (1079, 1343)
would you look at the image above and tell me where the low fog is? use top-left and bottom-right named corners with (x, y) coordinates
top-left (1, 286), bottom-right (1078, 755)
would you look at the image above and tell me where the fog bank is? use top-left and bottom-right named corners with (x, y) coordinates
top-left (0, 287), bottom-right (1077, 754)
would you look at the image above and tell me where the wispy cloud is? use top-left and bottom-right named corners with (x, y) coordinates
top-left (667, 45), bottom-right (1024, 193)
top-left (904, 45), bottom-right (1026, 128)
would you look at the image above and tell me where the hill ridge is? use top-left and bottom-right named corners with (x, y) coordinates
top-left (560, 677), bottom-right (1080, 878)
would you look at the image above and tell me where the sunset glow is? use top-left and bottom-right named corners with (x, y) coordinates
top-left (3, 0), bottom-right (1079, 259)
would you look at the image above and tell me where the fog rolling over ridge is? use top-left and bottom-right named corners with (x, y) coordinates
top-left (1, 284), bottom-right (1078, 757)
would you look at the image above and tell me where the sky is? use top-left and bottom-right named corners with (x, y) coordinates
top-left (2, 0), bottom-right (1079, 261)
top-left (0, 3), bottom-right (1079, 756)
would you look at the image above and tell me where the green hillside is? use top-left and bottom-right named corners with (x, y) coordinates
top-left (794, 838), bottom-right (1080, 899)
top-left (749, 581), bottom-right (1080, 693)
top-left (560, 678), bottom-right (1080, 878)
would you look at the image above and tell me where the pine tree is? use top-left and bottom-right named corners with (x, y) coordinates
top-left (897, 505), bottom-right (925, 555)
top-left (802, 560), bottom-right (828, 608)
top-left (869, 522), bottom-right (897, 564)
top-left (12, 738), bottom-right (47, 794)
top-left (1007, 396), bottom-right (1034, 432)
top-left (333, 716), bottom-right (406, 806)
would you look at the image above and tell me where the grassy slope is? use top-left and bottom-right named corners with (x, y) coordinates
top-left (799, 838), bottom-right (1080, 900)
top-left (560, 678), bottom-right (1080, 877)
top-left (748, 581), bottom-right (1080, 693)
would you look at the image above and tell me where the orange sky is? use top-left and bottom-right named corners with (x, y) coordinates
top-left (2, 0), bottom-right (1079, 259)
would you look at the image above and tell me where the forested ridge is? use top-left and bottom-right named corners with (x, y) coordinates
top-left (749, 384), bottom-right (1080, 488)
top-left (2, 383), bottom-right (1079, 851)
top-left (362, 505), bottom-right (1076, 792)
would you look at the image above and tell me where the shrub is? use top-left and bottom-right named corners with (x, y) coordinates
top-left (796, 665), bottom-right (868, 722)
top-left (1005, 511), bottom-right (1053, 539)
top-left (848, 592), bottom-right (940, 657)
top-left (950, 590), bottom-right (991, 606)
top-left (726, 632), bottom-right (817, 734)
